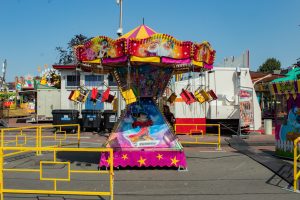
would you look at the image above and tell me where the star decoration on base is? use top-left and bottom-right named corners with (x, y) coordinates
top-left (105, 157), bottom-right (111, 164)
top-left (156, 153), bottom-right (163, 160)
top-left (122, 154), bottom-right (128, 160)
top-left (170, 156), bottom-right (179, 166)
top-left (137, 156), bottom-right (146, 166)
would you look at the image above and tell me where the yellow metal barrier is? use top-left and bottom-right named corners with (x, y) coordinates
top-left (39, 124), bottom-right (81, 151)
top-left (0, 147), bottom-right (114, 200)
top-left (0, 126), bottom-right (40, 157)
top-left (0, 124), bottom-right (80, 157)
top-left (174, 124), bottom-right (221, 150)
top-left (294, 137), bottom-right (300, 192)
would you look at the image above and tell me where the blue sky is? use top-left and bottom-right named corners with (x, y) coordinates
top-left (0, 0), bottom-right (299, 81)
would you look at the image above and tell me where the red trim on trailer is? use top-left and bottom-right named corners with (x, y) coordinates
top-left (52, 65), bottom-right (76, 70)
top-left (175, 118), bottom-right (206, 134)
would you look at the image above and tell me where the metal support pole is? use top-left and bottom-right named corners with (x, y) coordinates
top-left (236, 67), bottom-right (241, 136)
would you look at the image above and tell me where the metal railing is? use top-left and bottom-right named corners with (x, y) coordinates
top-left (0, 124), bottom-right (80, 157)
top-left (0, 147), bottom-right (114, 200)
top-left (294, 137), bottom-right (300, 192)
top-left (174, 123), bottom-right (221, 150)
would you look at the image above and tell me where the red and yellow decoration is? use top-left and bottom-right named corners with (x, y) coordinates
top-left (75, 36), bottom-right (126, 63)
top-left (128, 33), bottom-right (193, 59)
top-left (193, 41), bottom-right (216, 66)
top-left (74, 25), bottom-right (216, 69)
top-left (119, 25), bottom-right (156, 39)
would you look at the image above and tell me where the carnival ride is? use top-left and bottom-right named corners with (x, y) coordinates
top-left (73, 25), bottom-right (216, 168)
top-left (270, 78), bottom-right (300, 158)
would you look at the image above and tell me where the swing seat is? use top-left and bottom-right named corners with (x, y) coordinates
top-left (122, 89), bottom-right (137, 105)
top-left (188, 92), bottom-right (197, 104)
top-left (167, 93), bottom-right (177, 104)
top-left (77, 91), bottom-right (90, 103)
top-left (69, 90), bottom-right (81, 102)
top-left (91, 88), bottom-right (98, 100)
top-left (207, 89), bottom-right (218, 100)
top-left (194, 90), bottom-right (206, 103)
top-left (199, 90), bottom-right (212, 101)
top-left (68, 90), bottom-right (75, 101)
top-left (90, 88), bottom-right (101, 102)
top-left (180, 89), bottom-right (195, 105)
top-left (101, 88), bottom-right (111, 102)
top-left (106, 94), bottom-right (115, 103)
top-left (180, 89), bottom-right (190, 104)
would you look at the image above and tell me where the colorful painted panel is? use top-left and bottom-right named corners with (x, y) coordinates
top-left (75, 36), bottom-right (126, 62)
top-left (128, 34), bottom-right (193, 59)
top-left (193, 42), bottom-right (216, 65)
top-left (277, 106), bottom-right (300, 142)
top-left (271, 80), bottom-right (298, 95)
top-left (239, 88), bottom-right (254, 127)
top-left (114, 65), bottom-right (173, 98)
top-left (106, 98), bottom-right (181, 149)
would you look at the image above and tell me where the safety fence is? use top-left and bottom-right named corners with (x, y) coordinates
top-left (0, 124), bottom-right (80, 158)
top-left (294, 137), bottom-right (300, 192)
top-left (174, 124), bottom-right (221, 150)
top-left (0, 147), bottom-right (114, 200)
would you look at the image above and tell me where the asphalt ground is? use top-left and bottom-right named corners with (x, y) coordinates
top-left (1, 132), bottom-right (300, 200)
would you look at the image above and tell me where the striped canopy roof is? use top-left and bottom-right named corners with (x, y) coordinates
top-left (119, 25), bottom-right (157, 39)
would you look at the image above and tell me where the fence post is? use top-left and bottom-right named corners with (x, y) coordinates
top-left (294, 138), bottom-right (299, 192)
top-left (36, 127), bottom-right (39, 156)
top-left (0, 147), bottom-right (4, 200)
top-left (39, 127), bottom-right (42, 155)
top-left (109, 149), bottom-right (114, 200)
top-left (1, 129), bottom-right (4, 148)
top-left (77, 125), bottom-right (80, 148)
top-left (217, 124), bottom-right (221, 150)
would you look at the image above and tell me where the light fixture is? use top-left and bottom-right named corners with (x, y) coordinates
top-left (236, 66), bottom-right (241, 76)
top-left (199, 72), bottom-right (205, 77)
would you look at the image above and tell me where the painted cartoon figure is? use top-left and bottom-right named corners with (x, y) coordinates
top-left (145, 39), bottom-right (174, 57)
top-left (129, 111), bottom-right (153, 143)
top-left (98, 40), bottom-right (109, 58)
top-left (279, 106), bottom-right (300, 141)
top-left (145, 40), bottom-right (160, 56)
top-left (161, 40), bottom-right (174, 57)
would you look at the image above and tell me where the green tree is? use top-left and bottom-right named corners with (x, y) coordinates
top-left (55, 34), bottom-right (89, 64)
top-left (258, 58), bottom-right (281, 73)
top-left (294, 58), bottom-right (300, 67)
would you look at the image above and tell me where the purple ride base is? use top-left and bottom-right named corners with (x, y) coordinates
top-left (99, 150), bottom-right (187, 168)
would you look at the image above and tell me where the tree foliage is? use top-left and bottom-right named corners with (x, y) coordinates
top-left (257, 58), bottom-right (281, 73)
top-left (294, 58), bottom-right (300, 68)
top-left (55, 34), bottom-right (89, 64)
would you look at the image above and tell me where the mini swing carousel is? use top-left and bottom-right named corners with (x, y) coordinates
top-left (74, 25), bottom-right (216, 168)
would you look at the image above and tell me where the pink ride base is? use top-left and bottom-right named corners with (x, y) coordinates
top-left (99, 150), bottom-right (187, 168)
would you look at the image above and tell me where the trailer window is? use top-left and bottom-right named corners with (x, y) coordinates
top-left (85, 75), bottom-right (104, 86)
top-left (66, 75), bottom-right (80, 87)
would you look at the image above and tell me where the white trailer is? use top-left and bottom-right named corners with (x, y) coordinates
top-left (171, 67), bottom-right (262, 133)
top-left (37, 89), bottom-right (61, 121)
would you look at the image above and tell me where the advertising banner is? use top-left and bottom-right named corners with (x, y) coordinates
top-left (239, 87), bottom-right (254, 127)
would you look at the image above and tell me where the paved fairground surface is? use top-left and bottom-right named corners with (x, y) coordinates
top-left (2, 119), bottom-right (300, 200)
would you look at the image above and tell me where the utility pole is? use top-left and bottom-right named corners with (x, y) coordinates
top-left (0, 59), bottom-right (7, 91)
top-left (116, 0), bottom-right (123, 117)
top-left (116, 0), bottom-right (123, 37)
